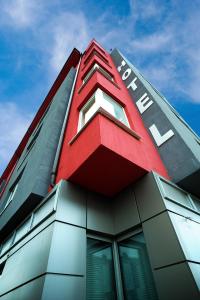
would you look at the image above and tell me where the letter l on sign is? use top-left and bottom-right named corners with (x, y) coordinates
top-left (149, 124), bottom-right (174, 147)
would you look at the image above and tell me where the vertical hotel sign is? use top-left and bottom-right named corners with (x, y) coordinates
top-left (114, 54), bottom-right (175, 147)
top-left (111, 49), bottom-right (199, 183)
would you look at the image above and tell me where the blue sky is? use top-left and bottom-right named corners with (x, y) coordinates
top-left (0, 0), bottom-right (200, 174)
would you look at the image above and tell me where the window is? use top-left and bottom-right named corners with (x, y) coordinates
top-left (4, 182), bottom-right (19, 210)
top-left (78, 88), bottom-right (129, 131)
top-left (83, 63), bottom-right (113, 84)
top-left (0, 260), bottom-right (6, 276)
top-left (87, 233), bottom-right (158, 300)
top-left (13, 217), bottom-right (31, 243)
top-left (17, 125), bottom-right (42, 170)
top-left (26, 124), bottom-right (42, 152)
top-left (87, 238), bottom-right (117, 299)
top-left (0, 234), bottom-right (13, 256)
top-left (3, 168), bottom-right (24, 211)
top-left (118, 233), bottom-right (158, 300)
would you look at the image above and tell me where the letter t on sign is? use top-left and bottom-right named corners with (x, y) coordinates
top-left (127, 77), bottom-right (138, 91)
top-left (149, 124), bottom-right (174, 147)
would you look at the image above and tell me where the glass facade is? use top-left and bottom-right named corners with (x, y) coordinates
top-left (87, 233), bottom-right (158, 300)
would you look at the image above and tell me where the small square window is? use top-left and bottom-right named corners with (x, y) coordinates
top-left (4, 183), bottom-right (19, 209)
top-left (78, 88), bottom-right (130, 131)
top-left (3, 168), bottom-right (25, 211)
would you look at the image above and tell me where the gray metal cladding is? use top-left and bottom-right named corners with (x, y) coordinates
top-left (111, 49), bottom-right (200, 197)
top-left (1, 175), bottom-right (200, 299)
top-left (0, 67), bottom-right (76, 235)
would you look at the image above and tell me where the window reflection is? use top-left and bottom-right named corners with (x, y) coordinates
top-left (87, 238), bottom-right (116, 300)
top-left (118, 233), bottom-right (158, 300)
top-left (78, 88), bottom-right (130, 131)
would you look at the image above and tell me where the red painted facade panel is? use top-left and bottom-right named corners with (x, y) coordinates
top-left (56, 40), bottom-right (169, 196)
top-left (68, 144), bottom-right (147, 197)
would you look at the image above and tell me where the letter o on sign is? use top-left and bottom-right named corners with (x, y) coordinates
top-left (122, 68), bottom-right (131, 80)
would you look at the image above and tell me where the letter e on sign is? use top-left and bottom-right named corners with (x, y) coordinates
top-left (136, 93), bottom-right (153, 114)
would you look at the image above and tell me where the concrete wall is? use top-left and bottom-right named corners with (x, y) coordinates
top-left (0, 174), bottom-right (200, 299)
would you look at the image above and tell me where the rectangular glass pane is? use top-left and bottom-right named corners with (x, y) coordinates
top-left (84, 101), bottom-right (98, 124)
top-left (14, 217), bottom-right (30, 243)
top-left (161, 179), bottom-right (193, 209)
top-left (189, 194), bottom-right (200, 212)
top-left (99, 67), bottom-right (113, 82)
top-left (0, 234), bottom-right (13, 256)
top-left (87, 238), bottom-right (116, 300)
top-left (103, 93), bottom-right (129, 127)
top-left (32, 195), bottom-right (55, 228)
top-left (118, 233), bottom-right (158, 300)
top-left (101, 97), bottom-right (115, 116)
top-left (83, 67), bottom-right (95, 83)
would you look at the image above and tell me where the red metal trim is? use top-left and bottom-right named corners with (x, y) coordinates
top-left (84, 39), bottom-right (107, 57)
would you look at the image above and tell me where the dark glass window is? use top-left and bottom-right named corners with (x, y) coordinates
top-left (118, 233), bottom-right (158, 300)
top-left (0, 180), bottom-right (6, 195)
top-left (87, 238), bottom-right (117, 300)
top-left (2, 167), bottom-right (25, 211)
top-left (0, 260), bottom-right (6, 275)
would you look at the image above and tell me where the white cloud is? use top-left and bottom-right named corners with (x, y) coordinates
top-left (0, 0), bottom-right (200, 174)
top-left (186, 52), bottom-right (200, 103)
top-left (142, 61), bottom-right (176, 91)
top-left (130, 31), bottom-right (173, 52)
top-left (129, 0), bottom-right (164, 21)
top-left (48, 12), bottom-right (89, 72)
top-left (1, 0), bottom-right (200, 106)
top-left (2, 0), bottom-right (42, 28)
top-left (0, 102), bottom-right (32, 174)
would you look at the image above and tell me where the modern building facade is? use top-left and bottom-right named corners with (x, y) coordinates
top-left (0, 40), bottom-right (200, 300)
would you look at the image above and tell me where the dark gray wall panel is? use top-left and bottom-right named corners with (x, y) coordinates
top-left (42, 274), bottom-right (85, 300)
top-left (113, 185), bottom-right (140, 234)
top-left (134, 172), bottom-right (166, 222)
top-left (56, 181), bottom-right (87, 227)
top-left (0, 223), bottom-right (53, 296)
top-left (47, 222), bottom-right (86, 275)
top-left (143, 211), bottom-right (185, 269)
top-left (0, 68), bottom-right (76, 234)
top-left (0, 276), bottom-right (45, 300)
top-left (87, 192), bottom-right (115, 234)
top-left (154, 262), bottom-right (199, 300)
top-left (111, 49), bottom-right (200, 197)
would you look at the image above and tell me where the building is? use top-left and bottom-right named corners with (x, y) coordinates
top-left (0, 39), bottom-right (200, 300)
